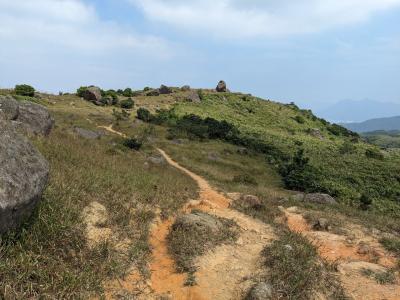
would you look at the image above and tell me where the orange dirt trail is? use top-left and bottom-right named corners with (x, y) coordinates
top-left (284, 208), bottom-right (400, 300)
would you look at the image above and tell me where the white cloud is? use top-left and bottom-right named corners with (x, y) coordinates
top-left (0, 0), bottom-right (176, 92)
top-left (131, 0), bottom-right (400, 38)
top-left (0, 0), bottom-right (169, 53)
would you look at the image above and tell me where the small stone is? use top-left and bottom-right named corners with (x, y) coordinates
top-left (357, 242), bottom-right (372, 255)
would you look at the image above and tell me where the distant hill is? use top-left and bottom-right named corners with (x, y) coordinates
top-left (362, 130), bottom-right (400, 148)
top-left (341, 116), bottom-right (400, 133)
top-left (316, 99), bottom-right (400, 123)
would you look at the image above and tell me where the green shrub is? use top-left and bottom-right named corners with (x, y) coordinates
top-left (280, 148), bottom-right (321, 192)
top-left (359, 193), bottom-right (373, 210)
top-left (379, 238), bottom-right (400, 256)
top-left (328, 124), bottom-right (359, 138)
top-left (122, 138), bottom-right (142, 150)
top-left (112, 109), bottom-right (130, 123)
top-left (120, 98), bottom-right (134, 109)
top-left (365, 148), bottom-right (384, 160)
top-left (122, 88), bottom-right (134, 97)
top-left (232, 174), bottom-right (258, 186)
top-left (76, 86), bottom-right (88, 97)
top-left (339, 141), bottom-right (357, 154)
top-left (294, 115), bottom-right (305, 124)
top-left (15, 84), bottom-right (35, 97)
top-left (104, 90), bottom-right (118, 104)
top-left (137, 108), bottom-right (152, 122)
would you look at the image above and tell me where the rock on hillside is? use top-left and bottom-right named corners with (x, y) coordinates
top-left (0, 95), bottom-right (19, 120)
top-left (82, 86), bottom-right (102, 103)
top-left (0, 114), bottom-right (49, 233)
top-left (159, 85), bottom-right (173, 94)
top-left (216, 80), bottom-right (227, 92)
top-left (0, 96), bottom-right (54, 136)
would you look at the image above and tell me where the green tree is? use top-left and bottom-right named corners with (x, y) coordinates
top-left (15, 84), bottom-right (35, 97)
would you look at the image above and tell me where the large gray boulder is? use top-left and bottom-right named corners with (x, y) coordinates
top-left (0, 95), bottom-right (19, 120)
top-left (0, 116), bottom-right (49, 233)
top-left (82, 86), bottom-right (102, 102)
top-left (15, 101), bottom-right (54, 136)
top-left (216, 80), bottom-right (227, 92)
top-left (185, 90), bottom-right (201, 103)
top-left (0, 96), bottom-right (54, 136)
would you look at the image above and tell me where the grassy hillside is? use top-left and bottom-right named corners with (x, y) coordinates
top-left (1, 87), bottom-right (400, 298)
top-left (169, 92), bottom-right (400, 215)
top-left (363, 130), bottom-right (400, 149)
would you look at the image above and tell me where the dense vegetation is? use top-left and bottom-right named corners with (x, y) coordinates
top-left (363, 130), bottom-right (400, 149)
top-left (15, 84), bottom-right (35, 97)
top-left (143, 92), bottom-right (400, 216)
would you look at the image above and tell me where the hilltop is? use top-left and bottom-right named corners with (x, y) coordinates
top-left (0, 83), bottom-right (399, 299)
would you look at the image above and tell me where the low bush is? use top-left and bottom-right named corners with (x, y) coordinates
top-left (122, 138), bottom-right (142, 150)
top-left (339, 141), bottom-right (357, 154)
top-left (137, 108), bottom-right (152, 122)
top-left (120, 98), bottom-right (134, 109)
top-left (261, 230), bottom-right (345, 299)
top-left (232, 174), bottom-right (258, 186)
top-left (359, 193), bottom-right (373, 210)
top-left (365, 148), bottom-right (384, 160)
top-left (294, 115), bottom-right (305, 124)
top-left (112, 109), bottom-right (130, 124)
top-left (76, 86), bottom-right (88, 97)
top-left (15, 84), bottom-right (35, 97)
top-left (122, 88), bottom-right (134, 97)
top-left (379, 238), bottom-right (400, 256)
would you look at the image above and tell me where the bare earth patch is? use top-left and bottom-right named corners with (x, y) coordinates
top-left (283, 206), bottom-right (400, 300)
top-left (82, 201), bottom-right (112, 248)
top-left (100, 142), bottom-right (276, 299)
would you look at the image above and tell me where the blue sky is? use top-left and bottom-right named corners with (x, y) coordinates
top-left (1, 0), bottom-right (399, 113)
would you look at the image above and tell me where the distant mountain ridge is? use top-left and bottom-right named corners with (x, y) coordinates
top-left (341, 116), bottom-right (400, 133)
top-left (316, 99), bottom-right (400, 123)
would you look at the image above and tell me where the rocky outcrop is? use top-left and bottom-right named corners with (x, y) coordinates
top-left (185, 90), bottom-right (201, 103)
top-left (240, 195), bottom-right (262, 208)
top-left (216, 80), bottom-right (227, 92)
top-left (181, 85), bottom-right (191, 91)
top-left (309, 128), bottom-right (324, 140)
top-left (0, 95), bottom-right (19, 120)
top-left (0, 115), bottom-right (49, 233)
top-left (74, 127), bottom-right (101, 139)
top-left (15, 101), bottom-right (54, 136)
top-left (159, 85), bottom-right (173, 94)
top-left (146, 89), bottom-right (160, 97)
top-left (0, 96), bottom-right (54, 136)
top-left (173, 211), bottom-right (223, 234)
top-left (82, 86), bottom-right (102, 102)
top-left (292, 193), bottom-right (337, 205)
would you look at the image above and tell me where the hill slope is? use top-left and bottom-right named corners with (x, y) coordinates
top-left (342, 116), bottom-right (400, 133)
top-left (168, 92), bottom-right (400, 214)
top-left (1, 87), bottom-right (400, 299)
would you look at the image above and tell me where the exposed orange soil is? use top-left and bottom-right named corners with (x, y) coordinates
top-left (102, 144), bottom-right (275, 299)
top-left (284, 207), bottom-right (400, 300)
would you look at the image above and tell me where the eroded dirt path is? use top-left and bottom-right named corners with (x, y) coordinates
top-left (98, 125), bottom-right (276, 299)
top-left (283, 207), bottom-right (400, 300)
top-left (145, 149), bottom-right (276, 300)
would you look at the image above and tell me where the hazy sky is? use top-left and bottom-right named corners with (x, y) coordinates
top-left (1, 0), bottom-right (399, 111)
